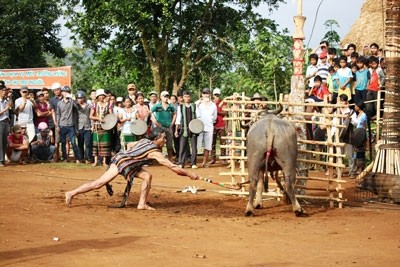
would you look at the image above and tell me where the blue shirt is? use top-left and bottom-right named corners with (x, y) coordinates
top-left (355, 69), bottom-right (370, 91)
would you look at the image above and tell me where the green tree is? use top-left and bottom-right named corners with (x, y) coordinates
top-left (62, 0), bottom-right (284, 95)
top-left (0, 0), bottom-right (66, 68)
top-left (322, 20), bottom-right (341, 48)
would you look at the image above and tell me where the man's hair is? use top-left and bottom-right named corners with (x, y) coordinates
top-left (309, 53), bottom-right (318, 60)
top-left (328, 47), bottom-right (337, 55)
top-left (314, 75), bottom-right (322, 82)
top-left (320, 40), bottom-right (329, 47)
top-left (350, 52), bottom-right (359, 58)
top-left (356, 56), bottom-right (368, 65)
top-left (339, 94), bottom-right (348, 102)
top-left (339, 55), bottom-right (347, 62)
top-left (356, 101), bottom-right (366, 111)
top-left (370, 43), bottom-right (379, 49)
top-left (369, 56), bottom-right (379, 64)
top-left (149, 127), bottom-right (165, 140)
top-left (347, 43), bottom-right (356, 50)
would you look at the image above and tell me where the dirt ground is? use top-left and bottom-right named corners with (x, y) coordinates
top-left (1, 162), bottom-right (400, 267)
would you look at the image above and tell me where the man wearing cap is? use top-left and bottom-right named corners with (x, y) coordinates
top-left (209, 88), bottom-right (227, 165)
top-left (50, 82), bottom-right (63, 161)
top-left (14, 86), bottom-right (35, 142)
top-left (126, 83), bottom-right (137, 104)
top-left (316, 51), bottom-right (330, 84)
top-left (31, 122), bottom-right (55, 162)
top-left (148, 91), bottom-right (158, 110)
top-left (0, 85), bottom-right (12, 166)
top-left (56, 86), bottom-right (81, 163)
top-left (151, 90), bottom-right (176, 161)
top-left (76, 91), bottom-right (93, 164)
top-left (34, 91), bottom-right (51, 132)
top-left (196, 88), bottom-right (217, 167)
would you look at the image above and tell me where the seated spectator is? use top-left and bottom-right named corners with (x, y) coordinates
top-left (7, 124), bottom-right (29, 164)
top-left (31, 122), bottom-right (55, 162)
top-left (306, 75), bottom-right (331, 103)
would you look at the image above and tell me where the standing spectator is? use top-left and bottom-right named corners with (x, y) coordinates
top-left (316, 51), bottom-right (330, 84)
top-left (76, 91), bottom-right (93, 164)
top-left (31, 122), bottom-right (55, 162)
top-left (346, 44), bottom-right (357, 63)
top-left (336, 56), bottom-right (353, 102)
top-left (210, 88), bottom-right (227, 165)
top-left (196, 88), bottom-right (217, 168)
top-left (327, 47), bottom-right (337, 66)
top-left (14, 86), bottom-right (35, 142)
top-left (351, 101), bottom-right (368, 174)
top-left (148, 91), bottom-right (158, 110)
top-left (34, 91), bottom-right (51, 133)
top-left (366, 56), bottom-right (385, 119)
top-left (119, 97), bottom-right (138, 150)
top-left (126, 83), bottom-right (138, 104)
top-left (305, 53), bottom-right (319, 93)
top-left (169, 94), bottom-right (180, 158)
top-left (175, 90), bottom-right (198, 169)
top-left (0, 85), bottom-right (12, 166)
top-left (87, 90), bottom-right (96, 106)
top-left (136, 92), bottom-right (151, 138)
top-left (354, 56), bottom-right (370, 104)
top-left (151, 90), bottom-right (176, 162)
top-left (90, 89), bottom-right (113, 166)
top-left (56, 86), bottom-right (81, 163)
top-left (50, 82), bottom-right (63, 161)
top-left (7, 124), bottom-right (29, 164)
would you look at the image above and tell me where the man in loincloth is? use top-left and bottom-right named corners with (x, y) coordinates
top-left (65, 127), bottom-right (199, 210)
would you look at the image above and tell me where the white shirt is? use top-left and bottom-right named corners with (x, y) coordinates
top-left (14, 97), bottom-right (34, 124)
top-left (196, 100), bottom-right (217, 132)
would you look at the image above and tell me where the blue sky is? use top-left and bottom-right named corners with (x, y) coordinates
top-left (259, 0), bottom-right (365, 48)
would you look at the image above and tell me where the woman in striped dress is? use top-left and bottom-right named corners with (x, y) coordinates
top-left (119, 97), bottom-right (138, 150)
top-left (90, 89), bottom-right (113, 167)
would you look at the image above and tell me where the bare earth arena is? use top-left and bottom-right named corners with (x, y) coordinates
top-left (0, 162), bottom-right (399, 267)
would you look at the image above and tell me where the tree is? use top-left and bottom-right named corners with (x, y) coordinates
top-left (0, 0), bottom-right (66, 68)
top-left (62, 0), bottom-right (284, 95)
top-left (322, 20), bottom-right (340, 48)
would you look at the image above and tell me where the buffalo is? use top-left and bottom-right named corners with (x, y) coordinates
top-left (243, 105), bottom-right (306, 217)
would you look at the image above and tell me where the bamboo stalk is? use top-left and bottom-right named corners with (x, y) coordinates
top-left (296, 176), bottom-right (347, 183)
top-left (298, 159), bottom-right (345, 168)
top-left (298, 139), bottom-right (346, 147)
top-left (298, 149), bottom-right (346, 158)
top-left (294, 185), bottom-right (345, 192)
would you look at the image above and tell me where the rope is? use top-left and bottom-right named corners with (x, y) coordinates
top-left (199, 177), bottom-right (242, 190)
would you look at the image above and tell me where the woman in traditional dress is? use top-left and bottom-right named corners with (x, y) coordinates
top-left (135, 92), bottom-right (151, 138)
top-left (90, 89), bottom-right (113, 166)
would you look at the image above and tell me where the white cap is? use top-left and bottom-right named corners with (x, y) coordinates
top-left (51, 82), bottom-right (61, 90)
top-left (160, 91), bottom-right (170, 97)
top-left (213, 88), bottom-right (221, 95)
top-left (95, 89), bottom-right (106, 98)
top-left (116, 97), bottom-right (123, 102)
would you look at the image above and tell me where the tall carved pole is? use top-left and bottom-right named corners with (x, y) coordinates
top-left (290, 0), bottom-right (308, 192)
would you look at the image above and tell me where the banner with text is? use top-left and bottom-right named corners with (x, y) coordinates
top-left (0, 66), bottom-right (72, 89)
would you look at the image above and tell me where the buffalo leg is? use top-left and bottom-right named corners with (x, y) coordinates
top-left (245, 177), bottom-right (258, 216)
top-left (254, 169), bottom-right (265, 209)
top-left (284, 174), bottom-right (306, 216)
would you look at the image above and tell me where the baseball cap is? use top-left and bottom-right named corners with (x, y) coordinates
top-left (213, 88), bottom-right (221, 95)
top-left (127, 83), bottom-right (136, 90)
top-left (202, 88), bottom-right (211, 94)
top-left (161, 90), bottom-right (170, 97)
top-left (36, 91), bottom-right (44, 97)
top-left (61, 86), bottom-right (71, 92)
top-left (76, 91), bottom-right (86, 98)
top-left (116, 97), bottom-right (123, 102)
top-left (149, 91), bottom-right (157, 97)
top-left (51, 82), bottom-right (61, 90)
top-left (20, 86), bottom-right (28, 92)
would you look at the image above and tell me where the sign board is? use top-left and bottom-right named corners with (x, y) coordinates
top-left (0, 66), bottom-right (72, 89)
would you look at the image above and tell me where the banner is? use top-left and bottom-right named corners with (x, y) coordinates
top-left (0, 66), bottom-right (72, 89)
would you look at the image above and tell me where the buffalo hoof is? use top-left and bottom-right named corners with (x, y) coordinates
top-left (255, 203), bottom-right (262, 209)
top-left (294, 209), bottom-right (308, 217)
top-left (245, 210), bottom-right (254, 217)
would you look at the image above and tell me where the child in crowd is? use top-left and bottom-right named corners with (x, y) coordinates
top-left (306, 75), bottom-right (331, 103)
top-left (351, 101), bottom-right (368, 175)
top-left (316, 51), bottom-right (330, 84)
top-left (336, 56), bottom-right (353, 102)
top-left (366, 56), bottom-right (385, 118)
top-left (327, 47), bottom-right (337, 66)
top-left (354, 56), bottom-right (370, 104)
top-left (350, 63), bottom-right (359, 101)
top-left (305, 53), bottom-right (319, 93)
top-left (7, 124), bottom-right (29, 164)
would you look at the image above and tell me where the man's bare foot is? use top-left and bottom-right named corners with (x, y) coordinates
top-left (137, 204), bottom-right (156, 210)
top-left (91, 161), bottom-right (97, 167)
top-left (65, 192), bottom-right (73, 207)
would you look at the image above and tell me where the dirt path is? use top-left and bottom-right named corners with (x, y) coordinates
top-left (1, 163), bottom-right (399, 267)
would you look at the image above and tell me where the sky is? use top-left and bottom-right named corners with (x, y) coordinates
top-left (59, 0), bottom-right (365, 49)
top-left (260, 0), bottom-right (365, 48)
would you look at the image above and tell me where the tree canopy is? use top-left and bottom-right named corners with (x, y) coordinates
top-left (0, 0), bottom-right (66, 68)
top-left (62, 0), bottom-right (289, 96)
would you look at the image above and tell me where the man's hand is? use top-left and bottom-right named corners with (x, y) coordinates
top-left (189, 172), bottom-right (199, 180)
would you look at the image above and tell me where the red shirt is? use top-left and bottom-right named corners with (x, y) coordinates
top-left (7, 134), bottom-right (23, 145)
top-left (214, 99), bottom-right (226, 129)
top-left (367, 69), bottom-right (380, 91)
top-left (311, 84), bottom-right (330, 101)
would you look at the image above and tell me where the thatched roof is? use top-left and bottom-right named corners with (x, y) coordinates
top-left (341, 0), bottom-right (385, 50)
